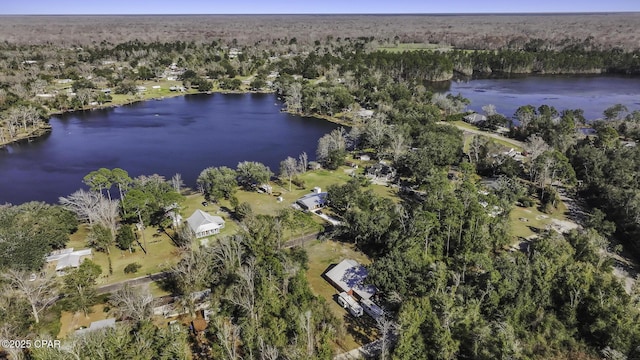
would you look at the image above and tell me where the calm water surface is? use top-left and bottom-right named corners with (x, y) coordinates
top-left (0, 93), bottom-right (338, 204)
top-left (3, 76), bottom-right (640, 205)
top-left (447, 75), bottom-right (640, 120)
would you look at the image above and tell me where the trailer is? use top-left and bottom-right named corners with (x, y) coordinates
top-left (337, 292), bottom-right (363, 317)
top-left (360, 298), bottom-right (384, 321)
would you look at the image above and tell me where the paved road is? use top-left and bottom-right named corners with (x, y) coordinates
top-left (96, 271), bottom-right (169, 295)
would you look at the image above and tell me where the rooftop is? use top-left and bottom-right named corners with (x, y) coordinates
top-left (74, 318), bottom-right (116, 336)
top-left (186, 210), bottom-right (225, 233)
top-left (325, 259), bottom-right (376, 300)
top-left (46, 248), bottom-right (92, 271)
top-left (296, 192), bottom-right (328, 210)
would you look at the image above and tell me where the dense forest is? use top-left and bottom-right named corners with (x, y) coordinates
top-left (1, 19), bottom-right (640, 359)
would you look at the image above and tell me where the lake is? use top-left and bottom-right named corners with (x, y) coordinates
top-left (0, 93), bottom-right (338, 205)
top-left (3, 76), bottom-right (640, 205)
top-left (446, 75), bottom-right (640, 120)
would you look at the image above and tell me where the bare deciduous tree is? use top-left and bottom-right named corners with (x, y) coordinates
top-left (76, 88), bottom-right (92, 108)
top-left (225, 257), bottom-right (258, 323)
top-left (376, 315), bottom-right (397, 360)
top-left (298, 151), bottom-right (308, 173)
top-left (468, 135), bottom-right (488, 164)
top-left (365, 114), bottom-right (390, 156)
top-left (482, 103), bottom-right (497, 117)
top-left (1, 270), bottom-right (59, 324)
top-left (516, 110), bottom-right (536, 131)
top-left (299, 310), bottom-right (314, 356)
top-left (258, 336), bottom-right (279, 360)
top-left (524, 134), bottom-right (550, 161)
top-left (59, 189), bottom-right (102, 225)
top-left (108, 283), bottom-right (154, 322)
top-left (213, 317), bottom-right (242, 360)
top-left (285, 82), bottom-right (302, 113)
top-left (212, 236), bottom-right (244, 276)
top-left (170, 250), bottom-right (211, 295)
top-left (171, 173), bottom-right (184, 194)
top-left (93, 197), bottom-right (120, 252)
top-left (388, 131), bottom-right (408, 163)
top-left (279, 156), bottom-right (299, 192)
top-left (316, 127), bottom-right (346, 163)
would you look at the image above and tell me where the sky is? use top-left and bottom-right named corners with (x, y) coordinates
top-left (2, 0), bottom-right (639, 15)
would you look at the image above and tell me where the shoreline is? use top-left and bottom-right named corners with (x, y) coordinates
top-left (1, 88), bottom-right (304, 148)
top-left (0, 124), bottom-right (53, 148)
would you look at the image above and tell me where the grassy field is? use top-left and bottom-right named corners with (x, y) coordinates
top-left (220, 167), bottom-right (355, 216)
top-left (304, 240), bottom-right (378, 352)
top-left (67, 225), bottom-right (181, 286)
top-left (509, 198), bottom-right (570, 240)
top-left (108, 80), bottom-right (198, 105)
top-left (452, 120), bottom-right (479, 131)
top-left (377, 42), bottom-right (453, 52)
top-left (58, 304), bottom-right (109, 339)
top-left (148, 281), bottom-right (171, 298)
top-left (180, 192), bottom-right (239, 240)
top-left (451, 121), bottom-right (524, 152)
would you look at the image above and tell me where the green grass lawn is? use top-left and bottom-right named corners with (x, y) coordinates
top-left (463, 134), bottom-right (473, 153)
top-left (108, 80), bottom-right (198, 105)
top-left (369, 183), bottom-right (400, 202)
top-left (304, 240), bottom-right (377, 352)
top-left (214, 167), bottom-right (355, 217)
top-left (58, 304), bottom-right (109, 339)
top-left (67, 225), bottom-right (181, 286)
top-left (452, 120), bottom-right (479, 131)
top-left (148, 281), bottom-right (171, 298)
top-left (451, 121), bottom-right (524, 151)
top-left (180, 192), bottom-right (239, 239)
top-left (509, 198), bottom-right (570, 240)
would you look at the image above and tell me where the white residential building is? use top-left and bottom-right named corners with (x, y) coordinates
top-left (186, 210), bottom-right (225, 238)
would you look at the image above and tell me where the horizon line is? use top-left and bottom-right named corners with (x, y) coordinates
top-left (2, 11), bottom-right (640, 16)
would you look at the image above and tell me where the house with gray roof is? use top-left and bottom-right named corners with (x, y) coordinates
top-left (74, 318), bottom-right (116, 336)
top-left (324, 259), bottom-right (376, 300)
top-left (464, 113), bottom-right (487, 125)
top-left (46, 248), bottom-right (92, 273)
top-left (295, 190), bottom-right (328, 211)
top-left (186, 210), bottom-right (225, 238)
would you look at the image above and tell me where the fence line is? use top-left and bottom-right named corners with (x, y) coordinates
top-left (282, 231), bottom-right (322, 248)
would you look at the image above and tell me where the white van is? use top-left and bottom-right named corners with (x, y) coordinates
top-left (360, 298), bottom-right (384, 321)
top-left (337, 292), bottom-right (363, 317)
